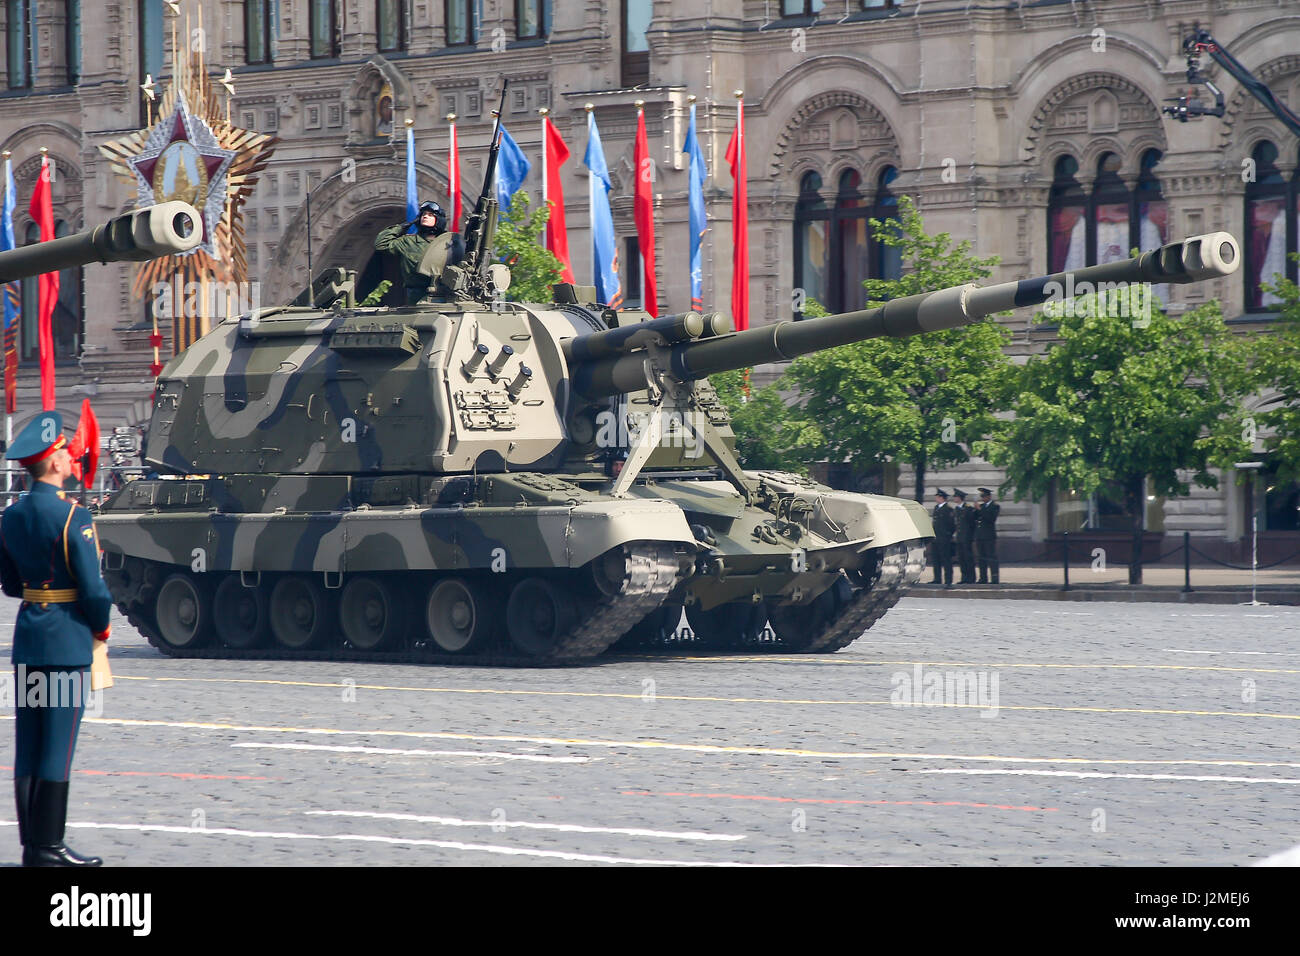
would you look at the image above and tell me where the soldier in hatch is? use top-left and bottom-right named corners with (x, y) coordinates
top-left (374, 199), bottom-right (465, 305)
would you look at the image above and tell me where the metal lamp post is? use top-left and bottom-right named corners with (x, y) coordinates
top-left (1234, 461), bottom-right (1265, 607)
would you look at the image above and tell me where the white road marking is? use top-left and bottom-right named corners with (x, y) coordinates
top-left (306, 809), bottom-right (744, 842)
top-left (1163, 649), bottom-right (1300, 657)
top-left (19, 714), bottom-right (1300, 769)
top-left (1256, 843), bottom-right (1300, 866)
top-left (232, 742), bottom-right (591, 764)
top-left (914, 768), bottom-right (1300, 785)
top-left (0, 820), bottom-right (755, 866)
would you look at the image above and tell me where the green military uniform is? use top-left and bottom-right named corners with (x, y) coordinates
top-left (374, 221), bottom-right (439, 305)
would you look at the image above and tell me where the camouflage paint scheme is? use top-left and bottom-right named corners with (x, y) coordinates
top-left (83, 228), bottom-right (1241, 661)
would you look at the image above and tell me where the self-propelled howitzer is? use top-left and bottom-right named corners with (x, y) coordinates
top-left (93, 231), bottom-right (1240, 664)
top-left (0, 201), bottom-right (201, 283)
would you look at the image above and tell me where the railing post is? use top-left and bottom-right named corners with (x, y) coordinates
top-left (1183, 531), bottom-right (1192, 593)
top-left (1062, 531), bottom-right (1070, 591)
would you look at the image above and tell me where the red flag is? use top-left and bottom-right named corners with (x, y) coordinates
top-left (543, 116), bottom-right (575, 284)
top-left (725, 99), bottom-right (749, 332)
top-left (67, 398), bottom-right (100, 487)
top-left (632, 108), bottom-right (658, 317)
top-left (447, 118), bottom-right (462, 232)
top-left (28, 157), bottom-right (58, 409)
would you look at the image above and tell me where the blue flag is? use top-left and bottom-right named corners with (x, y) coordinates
top-left (405, 125), bottom-right (418, 232)
top-left (683, 103), bottom-right (708, 311)
top-left (583, 112), bottom-right (622, 308)
top-left (495, 125), bottom-right (531, 215)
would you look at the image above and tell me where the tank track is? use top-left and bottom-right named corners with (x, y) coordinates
top-left (620, 539), bottom-right (928, 656)
top-left (792, 540), bottom-right (927, 653)
top-left (120, 542), bottom-right (688, 668)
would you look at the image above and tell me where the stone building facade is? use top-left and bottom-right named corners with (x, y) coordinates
top-left (0, 0), bottom-right (1297, 560)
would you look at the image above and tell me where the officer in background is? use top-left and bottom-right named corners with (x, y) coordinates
top-left (1, 412), bottom-right (111, 867)
top-left (929, 489), bottom-right (955, 587)
top-left (953, 488), bottom-right (977, 585)
top-left (976, 486), bottom-right (1001, 584)
top-left (374, 200), bottom-right (464, 305)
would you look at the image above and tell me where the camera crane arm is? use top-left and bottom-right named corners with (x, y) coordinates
top-left (1163, 29), bottom-right (1300, 139)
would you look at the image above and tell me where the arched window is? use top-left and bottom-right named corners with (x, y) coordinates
top-left (1245, 141), bottom-right (1299, 311)
top-left (872, 165), bottom-right (902, 285)
top-left (794, 166), bottom-right (900, 316)
top-left (1136, 149), bottom-right (1169, 301)
top-left (1048, 155), bottom-right (1086, 272)
top-left (20, 221), bottom-right (39, 362)
top-left (20, 218), bottom-right (82, 363)
top-left (836, 169), bottom-right (868, 312)
top-left (1048, 150), bottom-right (1168, 275)
top-left (794, 171), bottom-right (828, 314)
top-left (1092, 152), bottom-right (1128, 264)
top-left (53, 219), bottom-right (83, 360)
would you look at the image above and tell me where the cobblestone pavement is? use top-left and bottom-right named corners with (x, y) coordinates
top-left (2, 598), bottom-right (1298, 866)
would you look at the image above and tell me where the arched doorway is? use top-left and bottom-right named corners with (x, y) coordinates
top-left (262, 159), bottom-right (447, 308)
top-left (312, 203), bottom-right (409, 308)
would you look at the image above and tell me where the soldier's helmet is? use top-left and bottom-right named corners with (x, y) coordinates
top-left (418, 200), bottom-right (448, 235)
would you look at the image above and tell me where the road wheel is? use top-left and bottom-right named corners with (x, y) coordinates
top-left (340, 576), bottom-right (406, 651)
top-left (154, 573), bottom-right (212, 649)
top-left (214, 575), bottom-right (269, 649)
top-left (425, 577), bottom-right (499, 654)
top-left (769, 576), bottom-right (853, 651)
top-left (685, 600), bottom-right (768, 650)
top-left (269, 576), bottom-right (332, 650)
top-left (506, 577), bottom-right (577, 658)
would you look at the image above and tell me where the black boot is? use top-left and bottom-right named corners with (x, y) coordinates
top-left (14, 776), bottom-right (35, 866)
top-left (29, 779), bottom-right (102, 867)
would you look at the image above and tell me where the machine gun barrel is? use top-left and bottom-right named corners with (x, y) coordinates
top-left (0, 201), bottom-right (200, 283)
top-left (562, 311), bottom-right (732, 364)
top-left (570, 232), bottom-right (1240, 399)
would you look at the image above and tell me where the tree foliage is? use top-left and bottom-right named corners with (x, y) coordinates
top-left (492, 191), bottom-right (565, 303)
top-left (1251, 270), bottom-right (1300, 484)
top-left (779, 195), bottom-right (1015, 501)
top-left (988, 287), bottom-right (1253, 582)
top-left (710, 369), bottom-right (824, 473)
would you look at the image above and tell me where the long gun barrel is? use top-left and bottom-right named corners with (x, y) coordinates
top-left (0, 201), bottom-right (201, 283)
top-left (571, 232), bottom-right (1240, 399)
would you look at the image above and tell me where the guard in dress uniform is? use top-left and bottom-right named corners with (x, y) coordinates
top-left (952, 489), bottom-right (977, 585)
top-left (1, 411), bottom-right (111, 867)
top-left (976, 487), bottom-right (1001, 584)
top-left (929, 489), bottom-right (955, 587)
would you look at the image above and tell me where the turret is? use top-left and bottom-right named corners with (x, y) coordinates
top-left (570, 232), bottom-right (1241, 399)
top-left (0, 201), bottom-right (201, 283)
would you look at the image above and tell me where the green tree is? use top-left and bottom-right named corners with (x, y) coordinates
top-left (989, 287), bottom-right (1253, 584)
top-left (781, 195), bottom-right (1014, 502)
top-left (492, 191), bottom-right (565, 302)
top-left (1252, 270), bottom-right (1300, 484)
top-left (710, 369), bottom-right (824, 472)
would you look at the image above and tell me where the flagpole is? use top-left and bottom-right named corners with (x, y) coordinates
top-left (2, 149), bottom-right (10, 502)
top-left (585, 103), bottom-right (595, 287)
top-left (446, 112), bottom-right (459, 232)
top-left (539, 107), bottom-right (549, 254)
